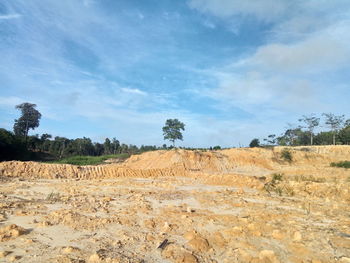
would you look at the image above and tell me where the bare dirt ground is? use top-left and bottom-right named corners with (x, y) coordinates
top-left (0, 146), bottom-right (349, 262)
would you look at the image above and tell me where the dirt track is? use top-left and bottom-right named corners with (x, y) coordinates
top-left (0, 147), bottom-right (349, 262)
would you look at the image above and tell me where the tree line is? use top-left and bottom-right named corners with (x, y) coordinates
top-left (250, 113), bottom-right (350, 147)
top-left (2, 102), bottom-right (349, 162)
top-left (1, 102), bottom-right (181, 161)
top-left (0, 127), bottom-right (166, 161)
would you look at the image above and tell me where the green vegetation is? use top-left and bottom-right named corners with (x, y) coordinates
top-left (254, 113), bottom-right (350, 147)
top-left (3, 102), bottom-right (350, 163)
top-left (291, 175), bottom-right (326, 183)
top-left (264, 173), bottom-right (296, 196)
top-left (280, 148), bottom-right (293, 163)
top-left (330, 161), bottom-right (350, 169)
top-left (298, 114), bottom-right (320, 145)
top-left (249, 138), bottom-right (260, 147)
top-left (46, 192), bottom-right (61, 202)
top-left (13, 103), bottom-right (41, 143)
top-left (272, 173), bottom-right (283, 182)
top-left (264, 173), bottom-right (284, 196)
top-left (162, 119), bottom-right (185, 147)
top-left (52, 153), bottom-right (130, 165)
top-left (323, 113), bottom-right (345, 145)
top-left (0, 102), bottom-right (165, 162)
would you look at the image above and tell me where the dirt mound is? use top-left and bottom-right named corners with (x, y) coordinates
top-left (0, 146), bottom-right (349, 262)
top-left (1, 146), bottom-right (350, 180)
top-left (0, 161), bottom-right (185, 179)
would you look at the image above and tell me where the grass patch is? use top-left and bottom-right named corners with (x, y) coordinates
top-left (46, 192), bottom-right (61, 202)
top-left (272, 173), bottom-right (283, 182)
top-left (265, 173), bottom-right (284, 196)
top-left (330, 161), bottom-right (350, 169)
top-left (280, 148), bottom-right (293, 163)
top-left (292, 175), bottom-right (326, 183)
top-left (264, 173), bottom-right (294, 196)
top-left (51, 153), bottom-right (130, 166)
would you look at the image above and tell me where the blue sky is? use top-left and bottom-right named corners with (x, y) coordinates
top-left (1, 0), bottom-right (350, 147)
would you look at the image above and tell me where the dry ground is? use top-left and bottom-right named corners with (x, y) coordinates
top-left (0, 147), bottom-right (349, 262)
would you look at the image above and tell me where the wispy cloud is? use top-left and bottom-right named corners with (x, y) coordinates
top-left (121, 88), bottom-right (147, 96)
top-left (188, 0), bottom-right (289, 22)
top-left (0, 14), bottom-right (21, 20)
top-left (0, 96), bottom-right (24, 107)
top-left (0, 0), bottom-right (349, 147)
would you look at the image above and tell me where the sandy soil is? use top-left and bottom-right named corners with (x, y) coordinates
top-left (0, 147), bottom-right (349, 262)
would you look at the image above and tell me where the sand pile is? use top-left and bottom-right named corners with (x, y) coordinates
top-left (1, 146), bottom-right (350, 180)
top-left (0, 146), bottom-right (349, 262)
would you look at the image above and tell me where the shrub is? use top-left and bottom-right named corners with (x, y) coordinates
top-left (280, 148), bottom-right (293, 163)
top-left (330, 161), bottom-right (350, 169)
top-left (51, 153), bottom-right (130, 165)
top-left (249, 138), bottom-right (260, 148)
top-left (264, 173), bottom-right (285, 196)
top-left (46, 192), bottom-right (61, 202)
top-left (292, 175), bottom-right (326, 183)
top-left (272, 173), bottom-right (283, 182)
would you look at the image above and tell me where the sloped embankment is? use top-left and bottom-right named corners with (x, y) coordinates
top-left (1, 146), bottom-right (350, 180)
top-left (0, 161), bottom-right (186, 179)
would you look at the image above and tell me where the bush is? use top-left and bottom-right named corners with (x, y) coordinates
top-left (249, 138), bottom-right (260, 148)
top-left (280, 148), bottom-right (293, 162)
top-left (0, 128), bottom-right (28, 161)
top-left (51, 153), bottom-right (130, 165)
top-left (272, 173), bottom-right (283, 182)
top-left (46, 192), bottom-right (61, 202)
top-left (330, 161), bottom-right (350, 169)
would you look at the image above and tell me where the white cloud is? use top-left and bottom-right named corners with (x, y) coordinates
top-left (188, 0), bottom-right (289, 22)
top-left (189, 0), bottom-right (350, 120)
top-left (0, 14), bottom-right (21, 20)
top-left (252, 22), bottom-right (350, 73)
top-left (121, 88), bottom-right (147, 96)
top-left (202, 20), bottom-right (216, 29)
top-left (0, 96), bottom-right (24, 108)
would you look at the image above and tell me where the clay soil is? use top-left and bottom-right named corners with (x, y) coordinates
top-left (0, 146), bottom-right (349, 263)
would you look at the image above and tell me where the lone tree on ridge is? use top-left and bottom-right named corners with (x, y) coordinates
top-left (13, 102), bottom-right (41, 143)
top-left (162, 119), bottom-right (185, 147)
top-left (323, 113), bottom-right (345, 145)
top-left (249, 138), bottom-right (260, 148)
top-left (298, 114), bottom-right (320, 145)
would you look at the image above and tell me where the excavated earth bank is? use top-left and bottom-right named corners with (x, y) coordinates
top-left (0, 146), bottom-right (349, 262)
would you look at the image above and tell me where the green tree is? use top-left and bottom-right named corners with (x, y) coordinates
top-left (27, 134), bottom-right (41, 151)
top-left (40, 133), bottom-right (52, 141)
top-left (13, 103), bottom-right (42, 143)
top-left (249, 138), bottom-right (260, 148)
top-left (111, 138), bottom-right (120, 154)
top-left (263, 134), bottom-right (276, 145)
top-left (298, 114), bottom-right (320, 145)
top-left (0, 129), bottom-right (24, 161)
top-left (162, 119), bottom-right (185, 147)
top-left (278, 128), bottom-right (301, 146)
top-left (338, 126), bottom-right (350, 145)
top-left (314, 131), bottom-right (333, 145)
top-left (344, 119), bottom-right (350, 127)
top-left (103, 138), bottom-right (111, 154)
top-left (323, 113), bottom-right (345, 145)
